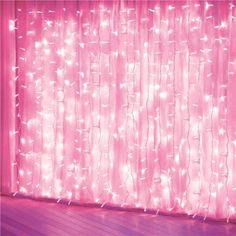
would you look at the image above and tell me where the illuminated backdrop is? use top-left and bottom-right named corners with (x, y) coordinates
top-left (1, 0), bottom-right (236, 221)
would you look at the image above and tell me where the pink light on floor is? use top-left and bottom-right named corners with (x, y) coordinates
top-left (1, 0), bottom-right (236, 222)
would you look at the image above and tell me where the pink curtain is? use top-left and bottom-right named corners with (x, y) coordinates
top-left (1, 0), bottom-right (236, 221)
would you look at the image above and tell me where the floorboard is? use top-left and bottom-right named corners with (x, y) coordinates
top-left (1, 196), bottom-right (236, 236)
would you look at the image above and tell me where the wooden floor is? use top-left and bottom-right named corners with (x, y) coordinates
top-left (1, 196), bottom-right (236, 236)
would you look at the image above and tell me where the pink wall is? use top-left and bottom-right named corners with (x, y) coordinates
top-left (1, 0), bottom-right (236, 221)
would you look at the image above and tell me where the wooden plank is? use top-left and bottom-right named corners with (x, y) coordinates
top-left (1, 196), bottom-right (236, 236)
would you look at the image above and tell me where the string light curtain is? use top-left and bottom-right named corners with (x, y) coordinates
top-left (1, 0), bottom-right (236, 221)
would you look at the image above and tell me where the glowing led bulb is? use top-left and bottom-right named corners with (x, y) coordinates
top-left (45, 20), bottom-right (53, 27)
top-left (155, 84), bottom-right (160, 90)
top-left (64, 80), bottom-right (70, 86)
top-left (65, 38), bottom-right (73, 45)
top-left (100, 20), bottom-right (109, 28)
top-left (219, 128), bottom-right (225, 136)
top-left (201, 35), bottom-right (208, 42)
top-left (35, 41), bottom-right (41, 49)
top-left (42, 38), bottom-right (48, 46)
top-left (9, 20), bottom-right (15, 31)
top-left (44, 48), bottom-right (50, 55)
top-left (56, 68), bottom-right (64, 77)
top-left (20, 138), bottom-right (26, 145)
top-left (66, 60), bottom-right (73, 66)
top-left (205, 2), bottom-right (213, 10)
top-left (160, 91), bottom-right (167, 99)
top-left (56, 48), bottom-right (65, 57)
top-left (175, 154), bottom-right (180, 164)
top-left (220, 21), bottom-right (227, 28)
top-left (205, 95), bottom-right (210, 102)
top-left (168, 5), bottom-right (175, 11)
top-left (79, 43), bottom-right (84, 48)
top-left (144, 42), bottom-right (148, 48)
top-left (212, 106), bottom-right (219, 115)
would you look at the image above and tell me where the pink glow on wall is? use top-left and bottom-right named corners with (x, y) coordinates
top-left (1, 0), bottom-right (236, 221)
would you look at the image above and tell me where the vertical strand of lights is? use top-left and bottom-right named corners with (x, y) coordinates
top-left (123, 1), bottom-right (129, 207)
top-left (1, 0), bottom-right (236, 222)
top-left (156, 3), bottom-right (162, 213)
top-left (98, 2), bottom-right (103, 202)
top-left (186, 0), bottom-right (191, 214)
top-left (171, 0), bottom-right (177, 211)
top-left (1, 0), bottom-right (18, 194)
top-left (14, 2), bottom-right (20, 195)
top-left (146, 0), bottom-right (152, 210)
top-left (227, 0), bottom-right (236, 221)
